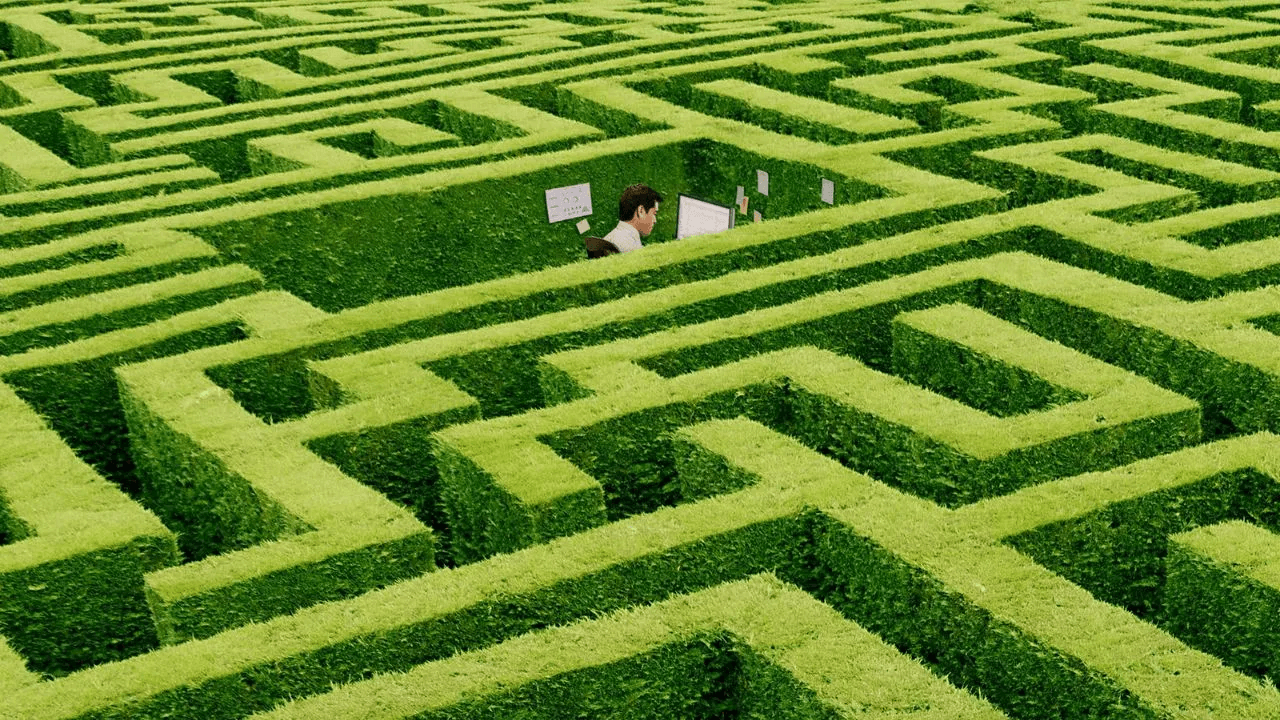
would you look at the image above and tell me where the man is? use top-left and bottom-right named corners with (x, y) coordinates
top-left (601, 184), bottom-right (662, 253)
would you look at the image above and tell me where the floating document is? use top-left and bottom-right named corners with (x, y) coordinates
top-left (545, 182), bottom-right (592, 223)
top-left (757, 170), bottom-right (769, 196)
top-left (576, 218), bottom-right (591, 234)
top-left (753, 210), bottom-right (762, 222)
top-left (821, 178), bottom-right (834, 204)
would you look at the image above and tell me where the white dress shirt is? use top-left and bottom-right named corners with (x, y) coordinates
top-left (602, 220), bottom-right (642, 253)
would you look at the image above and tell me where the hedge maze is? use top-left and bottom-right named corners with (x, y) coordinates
top-left (12, 0), bottom-right (1280, 715)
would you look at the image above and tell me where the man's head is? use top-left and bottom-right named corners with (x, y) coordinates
top-left (619, 184), bottom-right (662, 237)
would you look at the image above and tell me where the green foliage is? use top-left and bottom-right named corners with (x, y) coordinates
top-left (13, 1), bottom-right (1280, 717)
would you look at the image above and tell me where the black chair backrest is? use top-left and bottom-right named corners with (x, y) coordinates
top-left (584, 236), bottom-right (620, 259)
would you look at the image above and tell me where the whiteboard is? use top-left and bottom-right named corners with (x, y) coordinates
top-left (676, 194), bottom-right (735, 240)
top-left (545, 183), bottom-right (592, 223)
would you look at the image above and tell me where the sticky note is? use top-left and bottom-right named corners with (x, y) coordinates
top-left (739, 195), bottom-right (748, 215)
top-left (753, 210), bottom-right (762, 223)
top-left (576, 218), bottom-right (590, 234)
top-left (735, 185), bottom-right (744, 203)
top-left (821, 178), bottom-right (834, 204)
top-left (757, 169), bottom-right (769, 196)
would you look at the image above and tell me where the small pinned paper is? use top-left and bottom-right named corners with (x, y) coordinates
top-left (756, 169), bottom-right (769, 196)
top-left (821, 178), bottom-right (834, 204)
top-left (739, 195), bottom-right (749, 215)
top-left (545, 182), bottom-right (592, 223)
top-left (576, 218), bottom-right (590, 234)
top-left (753, 210), bottom-right (762, 223)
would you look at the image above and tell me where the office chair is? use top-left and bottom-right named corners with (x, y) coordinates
top-left (584, 236), bottom-right (620, 259)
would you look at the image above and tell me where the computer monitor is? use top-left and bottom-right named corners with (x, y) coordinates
top-left (675, 193), bottom-right (735, 240)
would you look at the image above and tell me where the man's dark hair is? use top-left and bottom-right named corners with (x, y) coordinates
top-left (618, 184), bottom-right (663, 221)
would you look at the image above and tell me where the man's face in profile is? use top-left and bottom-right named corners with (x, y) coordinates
top-left (636, 202), bottom-right (659, 236)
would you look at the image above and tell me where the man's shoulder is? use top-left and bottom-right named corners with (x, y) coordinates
top-left (603, 222), bottom-right (642, 251)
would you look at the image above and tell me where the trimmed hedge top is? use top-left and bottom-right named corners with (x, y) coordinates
top-left (7, 0), bottom-right (1280, 715)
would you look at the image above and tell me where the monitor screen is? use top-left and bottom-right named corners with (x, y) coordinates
top-left (675, 193), bottom-right (735, 240)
